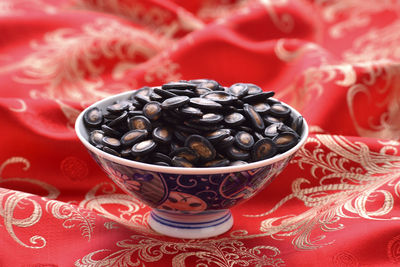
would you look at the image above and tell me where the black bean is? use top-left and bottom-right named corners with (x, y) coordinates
top-left (106, 101), bottom-right (130, 113)
top-left (225, 145), bottom-right (250, 161)
top-left (107, 111), bottom-right (128, 128)
top-left (215, 135), bottom-right (235, 149)
top-left (102, 136), bottom-right (121, 149)
top-left (101, 124), bottom-right (121, 137)
top-left (171, 156), bottom-right (194, 168)
top-left (242, 91), bottom-right (275, 103)
top-left (206, 129), bottom-right (231, 144)
top-left (178, 106), bottom-right (203, 118)
top-left (198, 113), bottom-right (224, 125)
top-left (169, 147), bottom-right (199, 163)
top-left (224, 112), bottom-right (245, 127)
top-left (268, 103), bottom-right (291, 118)
top-left (273, 132), bottom-right (299, 153)
top-left (162, 81), bottom-right (197, 90)
top-left (153, 87), bottom-right (178, 98)
top-left (89, 130), bottom-right (104, 146)
top-left (246, 83), bottom-right (263, 95)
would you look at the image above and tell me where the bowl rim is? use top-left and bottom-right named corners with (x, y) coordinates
top-left (75, 90), bottom-right (309, 175)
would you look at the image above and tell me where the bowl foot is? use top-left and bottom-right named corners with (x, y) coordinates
top-left (148, 209), bottom-right (233, 239)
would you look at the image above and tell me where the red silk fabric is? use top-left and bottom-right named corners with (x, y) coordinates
top-left (1, 0), bottom-right (400, 266)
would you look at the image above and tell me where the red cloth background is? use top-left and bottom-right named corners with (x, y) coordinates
top-left (1, 0), bottom-right (400, 266)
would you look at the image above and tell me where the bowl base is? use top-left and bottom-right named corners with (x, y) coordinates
top-left (148, 209), bottom-right (233, 239)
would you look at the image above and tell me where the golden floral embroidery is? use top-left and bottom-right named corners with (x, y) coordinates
top-left (45, 200), bottom-right (96, 240)
top-left (317, 0), bottom-right (396, 39)
top-left (0, 0), bottom-right (57, 16)
top-left (244, 135), bottom-right (400, 250)
top-left (75, 0), bottom-right (203, 39)
top-left (75, 236), bottom-right (284, 266)
top-left (259, 0), bottom-right (294, 33)
top-left (78, 182), bottom-right (152, 234)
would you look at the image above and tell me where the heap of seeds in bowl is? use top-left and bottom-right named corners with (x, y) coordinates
top-left (83, 79), bottom-right (304, 167)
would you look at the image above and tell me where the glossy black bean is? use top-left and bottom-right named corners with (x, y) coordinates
top-left (103, 146), bottom-right (121, 157)
top-left (168, 89), bottom-right (197, 97)
top-left (206, 129), bottom-right (231, 144)
top-left (162, 81), bottom-right (197, 90)
top-left (178, 106), bottom-right (203, 118)
top-left (107, 111), bottom-right (128, 128)
top-left (198, 113), bottom-right (224, 125)
top-left (152, 152), bottom-right (172, 165)
top-left (268, 103), bottom-right (291, 118)
top-left (153, 87), bottom-right (178, 98)
top-left (106, 101), bottom-right (130, 113)
top-left (291, 115), bottom-right (304, 135)
top-left (215, 135), bottom-right (235, 149)
top-left (246, 83), bottom-right (263, 95)
top-left (264, 123), bottom-right (283, 138)
top-left (101, 124), bottom-right (121, 137)
top-left (225, 145), bottom-right (250, 161)
top-left (242, 91), bottom-right (275, 103)
top-left (253, 102), bottom-right (270, 114)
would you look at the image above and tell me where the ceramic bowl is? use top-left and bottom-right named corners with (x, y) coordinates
top-left (75, 91), bottom-right (308, 239)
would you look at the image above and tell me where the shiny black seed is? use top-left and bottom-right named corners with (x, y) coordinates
top-left (171, 156), bottom-right (194, 168)
top-left (153, 87), bottom-right (178, 98)
top-left (178, 106), bottom-right (203, 117)
top-left (253, 102), bottom-right (270, 114)
top-left (168, 89), bottom-right (196, 97)
top-left (176, 124), bottom-right (201, 134)
top-left (191, 79), bottom-right (220, 90)
top-left (143, 101), bottom-right (162, 121)
top-left (128, 98), bottom-right (143, 109)
top-left (162, 81), bottom-right (197, 90)
top-left (169, 147), bottom-right (199, 163)
top-left (154, 161), bottom-right (170, 166)
top-left (242, 91), bottom-right (275, 103)
top-left (243, 103), bottom-right (265, 132)
top-left (194, 87), bottom-right (212, 96)
top-left (130, 86), bottom-right (154, 99)
top-left (128, 110), bottom-right (144, 117)
top-left (84, 107), bottom-right (103, 127)
top-left (161, 96), bottom-right (190, 109)
top-left (174, 130), bottom-right (190, 143)
top-left (228, 83), bottom-right (249, 98)
top-left (206, 129), bottom-right (231, 144)
top-left (131, 139), bottom-right (157, 156)
top-left (263, 115), bottom-right (285, 125)
top-left (102, 136), bottom-right (121, 149)
top-left (152, 126), bottom-right (172, 143)
top-left (89, 130), bottom-right (104, 146)
top-left (254, 132), bottom-right (264, 141)
top-left (229, 160), bottom-right (248, 166)
top-left (201, 91), bottom-right (235, 104)
top-left (127, 115), bottom-right (152, 131)
top-left (264, 123), bottom-right (283, 138)
top-left (101, 124), bottom-right (121, 137)
top-left (152, 152), bottom-right (172, 165)
top-left (224, 112), bottom-right (245, 126)
top-left (134, 94), bottom-right (151, 105)
top-left (149, 92), bottom-right (164, 101)
top-left (189, 97), bottom-right (222, 110)
top-left (252, 138), bottom-right (277, 161)
top-left (204, 159), bottom-right (230, 167)
top-left (273, 132), bottom-right (299, 153)
top-left (198, 113), bottom-right (224, 125)
top-left (291, 115), bottom-right (304, 135)
top-left (120, 147), bottom-right (133, 158)
top-left (234, 131), bottom-right (255, 150)
top-left (120, 129), bottom-right (148, 146)
top-left (185, 135), bottom-right (216, 162)
top-left (268, 103), bottom-right (291, 118)
top-left (106, 101), bottom-right (130, 113)
top-left (107, 111), bottom-right (128, 128)
top-left (246, 83), bottom-right (263, 95)
top-left (215, 135), bottom-right (235, 149)
top-left (225, 145), bottom-right (250, 161)
top-left (103, 146), bottom-right (121, 157)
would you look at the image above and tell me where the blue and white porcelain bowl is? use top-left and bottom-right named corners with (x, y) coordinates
top-left (75, 91), bottom-right (308, 239)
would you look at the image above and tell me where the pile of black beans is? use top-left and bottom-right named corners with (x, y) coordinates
top-left (83, 79), bottom-right (304, 167)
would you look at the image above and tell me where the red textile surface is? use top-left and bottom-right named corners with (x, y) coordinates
top-left (1, 0), bottom-right (400, 266)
